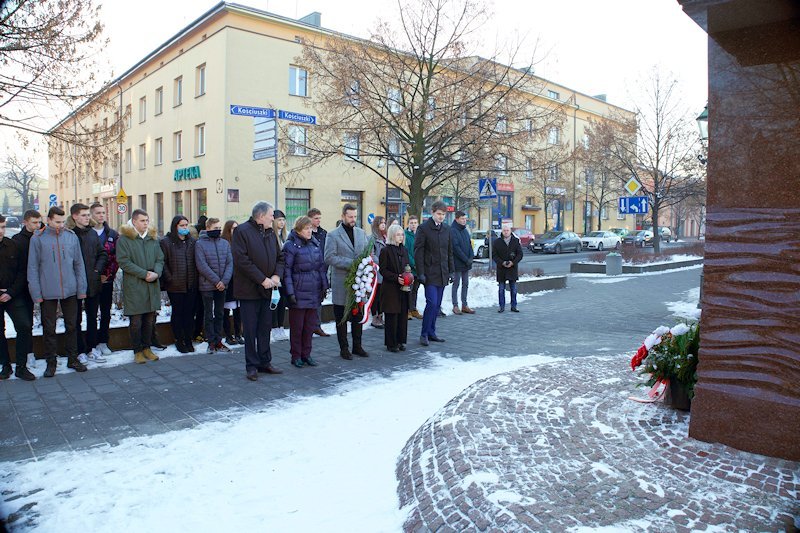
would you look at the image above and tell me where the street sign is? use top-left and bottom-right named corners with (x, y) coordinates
top-left (367, 213), bottom-right (375, 224)
top-left (117, 203), bottom-right (128, 215)
top-left (618, 196), bottom-right (649, 214)
top-left (230, 105), bottom-right (276, 118)
top-left (116, 188), bottom-right (128, 205)
top-left (48, 193), bottom-right (57, 207)
top-left (624, 177), bottom-right (642, 195)
top-left (278, 110), bottom-right (316, 125)
top-left (478, 178), bottom-right (498, 200)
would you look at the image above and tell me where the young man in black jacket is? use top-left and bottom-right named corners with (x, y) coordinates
top-left (492, 225), bottom-right (524, 312)
top-left (0, 215), bottom-right (36, 381)
top-left (307, 207), bottom-right (330, 337)
top-left (70, 204), bottom-right (108, 364)
top-left (90, 202), bottom-right (120, 356)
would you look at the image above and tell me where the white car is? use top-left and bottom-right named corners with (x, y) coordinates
top-left (581, 231), bottom-right (621, 251)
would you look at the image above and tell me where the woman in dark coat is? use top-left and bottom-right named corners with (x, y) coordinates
top-left (492, 225), bottom-right (524, 313)
top-left (221, 220), bottom-right (243, 345)
top-left (379, 224), bottom-right (411, 352)
top-left (283, 216), bottom-right (329, 368)
top-left (370, 216), bottom-right (387, 328)
top-left (160, 215), bottom-right (199, 352)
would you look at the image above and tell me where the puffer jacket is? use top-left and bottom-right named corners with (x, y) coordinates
top-left (68, 218), bottom-right (109, 298)
top-left (27, 225), bottom-right (87, 301)
top-left (160, 232), bottom-right (198, 293)
top-left (195, 230), bottom-right (233, 292)
top-left (116, 223), bottom-right (164, 315)
top-left (404, 228), bottom-right (416, 274)
top-left (282, 230), bottom-right (328, 309)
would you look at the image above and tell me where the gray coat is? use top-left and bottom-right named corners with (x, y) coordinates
top-left (27, 226), bottom-right (87, 302)
top-left (195, 231), bottom-right (234, 292)
top-left (324, 224), bottom-right (368, 306)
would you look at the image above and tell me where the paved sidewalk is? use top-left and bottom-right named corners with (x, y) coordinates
top-left (1, 269), bottom-right (699, 463)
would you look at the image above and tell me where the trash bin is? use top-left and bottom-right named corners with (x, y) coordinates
top-left (606, 252), bottom-right (623, 276)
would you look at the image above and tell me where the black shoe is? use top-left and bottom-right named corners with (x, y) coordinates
top-left (246, 371), bottom-right (258, 381)
top-left (498, 308), bottom-right (504, 313)
top-left (419, 336), bottom-right (429, 347)
top-left (258, 365), bottom-right (283, 374)
top-left (0, 364), bottom-right (11, 380)
top-left (234, 335), bottom-right (245, 345)
top-left (510, 307), bottom-right (519, 313)
top-left (67, 357), bottom-right (88, 372)
top-left (387, 346), bottom-right (399, 353)
top-left (438, 309), bottom-right (446, 317)
top-left (398, 344), bottom-right (406, 351)
top-left (226, 336), bottom-right (237, 345)
top-left (429, 335), bottom-right (445, 342)
top-left (152, 343), bottom-right (168, 351)
top-left (302, 357), bottom-right (318, 367)
top-left (340, 348), bottom-right (353, 360)
top-left (15, 366), bottom-right (36, 381)
top-left (291, 359), bottom-right (304, 368)
top-left (44, 358), bottom-right (57, 378)
top-left (176, 342), bottom-right (191, 354)
top-left (352, 346), bottom-right (369, 357)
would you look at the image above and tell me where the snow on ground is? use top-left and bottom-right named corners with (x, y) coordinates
top-left (574, 254), bottom-right (702, 266)
top-left (666, 287), bottom-right (701, 321)
top-left (573, 263), bottom-right (703, 284)
top-left (0, 352), bottom-right (554, 533)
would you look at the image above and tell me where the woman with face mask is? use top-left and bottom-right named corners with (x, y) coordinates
top-left (196, 217), bottom-right (234, 353)
top-left (159, 215), bottom-right (199, 353)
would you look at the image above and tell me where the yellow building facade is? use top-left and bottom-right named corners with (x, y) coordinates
top-left (48, 3), bottom-right (636, 236)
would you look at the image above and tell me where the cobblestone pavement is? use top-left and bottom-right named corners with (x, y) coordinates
top-left (396, 356), bottom-right (800, 532)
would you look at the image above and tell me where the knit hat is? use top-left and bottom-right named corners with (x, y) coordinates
top-left (274, 209), bottom-right (286, 219)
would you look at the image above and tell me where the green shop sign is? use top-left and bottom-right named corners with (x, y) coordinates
top-left (174, 166), bottom-right (201, 181)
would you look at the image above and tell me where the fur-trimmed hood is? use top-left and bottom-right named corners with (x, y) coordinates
top-left (119, 223), bottom-right (158, 240)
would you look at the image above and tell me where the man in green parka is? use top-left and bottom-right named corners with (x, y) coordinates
top-left (117, 209), bottom-right (165, 364)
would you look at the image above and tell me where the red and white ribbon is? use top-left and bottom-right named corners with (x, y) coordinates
top-left (359, 262), bottom-right (380, 324)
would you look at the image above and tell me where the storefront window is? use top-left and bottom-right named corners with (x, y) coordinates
top-left (196, 188), bottom-right (207, 218)
top-left (173, 191), bottom-right (183, 216)
top-left (341, 190), bottom-right (363, 229)
top-left (285, 188), bottom-right (310, 227)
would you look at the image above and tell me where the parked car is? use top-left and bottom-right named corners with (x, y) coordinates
top-left (4, 216), bottom-right (20, 228)
top-left (609, 227), bottom-right (632, 240)
top-left (529, 231), bottom-right (582, 254)
top-left (643, 226), bottom-right (673, 242)
top-left (623, 230), bottom-right (654, 247)
top-left (511, 228), bottom-right (534, 248)
top-left (471, 231), bottom-right (489, 258)
top-left (581, 231), bottom-right (621, 251)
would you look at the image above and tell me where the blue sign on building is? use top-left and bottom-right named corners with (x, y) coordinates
top-left (277, 110), bottom-right (317, 125)
top-left (618, 196), bottom-right (649, 214)
top-left (230, 105), bottom-right (276, 118)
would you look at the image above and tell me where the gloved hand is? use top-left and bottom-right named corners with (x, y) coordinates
top-left (417, 274), bottom-right (426, 285)
top-left (288, 294), bottom-right (297, 306)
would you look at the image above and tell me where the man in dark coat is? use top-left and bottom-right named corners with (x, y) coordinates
top-left (413, 201), bottom-right (454, 346)
top-left (232, 201), bottom-right (285, 380)
top-left (0, 215), bottom-right (35, 381)
top-left (69, 203), bottom-right (109, 364)
top-left (492, 225), bottom-right (524, 312)
top-left (11, 209), bottom-right (42, 372)
top-left (449, 210), bottom-right (475, 315)
top-left (307, 207), bottom-right (330, 337)
top-left (90, 203), bottom-right (120, 356)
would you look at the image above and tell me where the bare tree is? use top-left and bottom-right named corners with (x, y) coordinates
top-left (2, 155), bottom-right (42, 211)
top-left (582, 70), bottom-right (704, 252)
top-left (290, 0), bottom-right (565, 217)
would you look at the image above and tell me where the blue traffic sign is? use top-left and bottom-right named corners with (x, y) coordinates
top-left (278, 110), bottom-right (316, 125)
top-left (367, 213), bottom-right (375, 224)
top-left (479, 178), bottom-right (498, 200)
top-left (618, 196), bottom-right (649, 214)
top-left (48, 193), bottom-right (58, 207)
top-left (230, 105), bottom-right (275, 118)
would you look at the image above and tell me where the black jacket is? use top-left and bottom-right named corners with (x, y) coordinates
top-left (231, 217), bottom-right (285, 300)
top-left (379, 244), bottom-right (411, 314)
top-left (73, 224), bottom-right (109, 298)
top-left (450, 221), bottom-right (474, 272)
top-left (160, 233), bottom-right (199, 293)
top-left (11, 227), bottom-right (37, 302)
top-left (0, 237), bottom-right (26, 299)
top-left (312, 226), bottom-right (328, 254)
top-left (414, 218), bottom-right (454, 287)
top-left (492, 235), bottom-right (523, 282)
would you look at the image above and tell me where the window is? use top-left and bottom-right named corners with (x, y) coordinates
top-left (195, 64), bottom-right (206, 96)
top-left (344, 133), bottom-right (359, 159)
top-left (174, 76), bottom-right (183, 107)
top-left (548, 127), bottom-right (560, 145)
top-left (346, 80), bottom-right (360, 106)
top-left (196, 189), bottom-right (207, 218)
top-left (155, 137), bottom-right (163, 165)
top-left (582, 135), bottom-right (590, 149)
top-left (173, 131), bottom-right (182, 161)
top-left (496, 115), bottom-right (507, 133)
top-left (195, 123), bottom-right (205, 156)
top-left (524, 159), bottom-right (533, 179)
top-left (425, 97), bottom-right (436, 121)
top-left (138, 143), bottom-right (146, 169)
top-left (388, 136), bottom-right (400, 159)
top-left (288, 125), bottom-right (307, 155)
top-left (155, 87), bottom-right (163, 115)
top-left (601, 206), bottom-right (609, 220)
top-left (173, 191), bottom-right (183, 216)
top-left (113, 159), bottom-right (119, 177)
top-left (494, 154), bottom-right (507, 174)
top-left (285, 188), bottom-right (311, 226)
top-left (547, 90), bottom-right (560, 100)
top-left (341, 190), bottom-right (363, 228)
top-left (387, 88), bottom-right (402, 114)
top-left (125, 104), bottom-right (132, 129)
top-left (154, 193), bottom-right (164, 235)
top-left (139, 194), bottom-right (147, 211)
top-left (547, 163), bottom-right (559, 181)
top-left (289, 66), bottom-right (308, 96)
top-left (125, 148), bottom-right (132, 173)
top-left (138, 96), bottom-right (146, 123)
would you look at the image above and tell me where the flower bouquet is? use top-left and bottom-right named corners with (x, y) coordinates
top-left (341, 237), bottom-right (379, 325)
top-left (630, 322), bottom-right (700, 409)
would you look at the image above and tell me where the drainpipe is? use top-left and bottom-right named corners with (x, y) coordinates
top-left (572, 93), bottom-right (579, 232)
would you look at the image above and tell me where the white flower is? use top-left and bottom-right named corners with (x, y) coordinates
top-left (355, 296), bottom-right (362, 303)
top-left (652, 326), bottom-right (670, 337)
top-left (361, 257), bottom-right (371, 266)
top-left (352, 284), bottom-right (359, 290)
top-left (644, 333), bottom-right (662, 350)
top-left (670, 323), bottom-right (691, 336)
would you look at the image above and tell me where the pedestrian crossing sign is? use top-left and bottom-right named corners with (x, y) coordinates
top-left (479, 178), bottom-right (498, 199)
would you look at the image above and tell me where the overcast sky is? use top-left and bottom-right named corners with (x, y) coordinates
top-left (2, 0), bottom-right (708, 188)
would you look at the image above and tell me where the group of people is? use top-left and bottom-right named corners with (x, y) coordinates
top-left (0, 199), bottom-right (524, 382)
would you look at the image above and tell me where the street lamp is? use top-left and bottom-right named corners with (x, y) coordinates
top-left (696, 104), bottom-right (708, 142)
top-left (578, 170), bottom-right (590, 235)
top-left (377, 157), bottom-right (390, 222)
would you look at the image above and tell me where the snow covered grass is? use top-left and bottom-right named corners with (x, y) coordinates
top-left (666, 287), bottom-right (701, 321)
top-left (0, 352), bottom-right (555, 532)
top-left (573, 263), bottom-right (703, 284)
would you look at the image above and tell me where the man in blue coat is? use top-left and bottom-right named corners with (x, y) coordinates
top-left (449, 210), bottom-right (475, 315)
top-left (414, 201), bottom-right (454, 346)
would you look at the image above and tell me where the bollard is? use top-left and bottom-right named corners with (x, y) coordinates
top-left (606, 252), bottom-right (623, 276)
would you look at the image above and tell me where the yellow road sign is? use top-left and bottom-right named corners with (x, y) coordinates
top-left (624, 177), bottom-right (642, 196)
top-left (116, 188), bottom-right (128, 204)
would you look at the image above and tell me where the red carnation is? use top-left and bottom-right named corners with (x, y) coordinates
top-left (631, 345), bottom-right (648, 370)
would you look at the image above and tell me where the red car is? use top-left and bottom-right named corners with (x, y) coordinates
top-left (512, 228), bottom-right (534, 247)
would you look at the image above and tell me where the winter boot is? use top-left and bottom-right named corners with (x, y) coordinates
top-left (67, 356), bottom-right (88, 372)
top-left (0, 364), bottom-right (11, 380)
top-left (336, 322), bottom-right (352, 359)
top-left (15, 365), bottom-right (36, 381)
top-left (142, 347), bottom-right (159, 361)
top-left (351, 323), bottom-right (368, 357)
top-left (43, 358), bottom-right (57, 377)
top-left (134, 351), bottom-right (147, 364)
